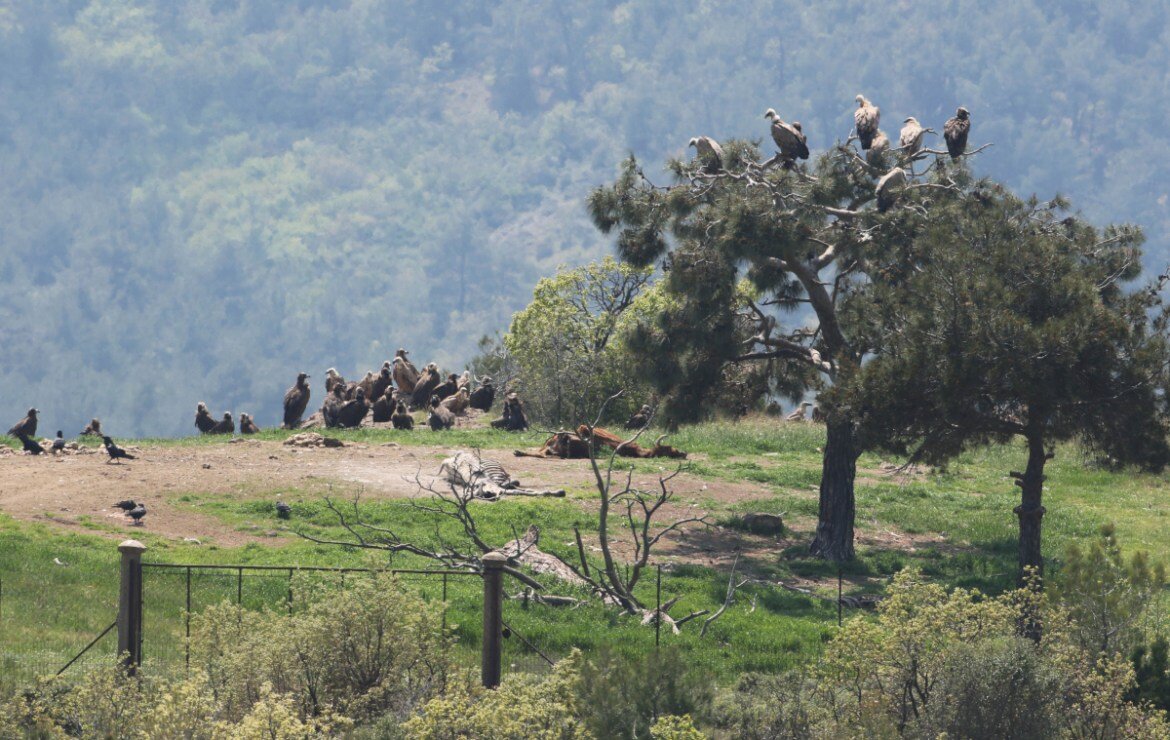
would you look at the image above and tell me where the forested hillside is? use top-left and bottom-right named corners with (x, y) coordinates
top-left (1, 0), bottom-right (1167, 436)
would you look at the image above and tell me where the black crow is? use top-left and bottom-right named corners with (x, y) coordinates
top-left (275, 501), bottom-right (292, 519)
top-left (113, 499), bottom-right (137, 512)
top-left (17, 434), bottom-right (43, 455)
top-left (51, 431), bottom-right (65, 453)
top-left (102, 436), bottom-right (136, 463)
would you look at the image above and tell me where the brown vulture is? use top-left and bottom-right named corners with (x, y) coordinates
top-left (370, 362), bottom-right (394, 401)
top-left (688, 136), bottom-right (724, 173)
top-left (391, 401), bottom-right (414, 430)
top-left (854, 95), bottom-right (881, 150)
top-left (899, 117), bottom-right (928, 157)
top-left (8, 407), bottom-right (37, 438)
top-left (239, 413), bottom-right (260, 434)
top-left (944, 107), bottom-right (971, 160)
top-left (410, 363), bottom-right (441, 410)
top-left (336, 388), bottom-right (370, 428)
top-left (356, 371), bottom-right (377, 400)
top-left (867, 130), bottom-right (890, 167)
top-left (875, 167), bottom-right (908, 212)
top-left (625, 404), bottom-right (652, 430)
top-left (210, 412), bottom-right (235, 435)
top-left (283, 372), bottom-right (311, 429)
top-left (441, 387), bottom-right (470, 415)
top-left (324, 368), bottom-right (345, 394)
top-left (428, 395), bottom-right (455, 431)
top-left (195, 403), bottom-right (217, 434)
top-left (81, 418), bottom-right (103, 437)
top-left (469, 376), bottom-right (495, 411)
top-left (785, 402), bottom-right (812, 422)
top-left (393, 349), bottom-right (420, 392)
top-left (764, 109), bottom-right (809, 164)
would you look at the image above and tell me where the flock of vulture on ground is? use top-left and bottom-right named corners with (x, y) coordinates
top-left (689, 96), bottom-right (971, 212)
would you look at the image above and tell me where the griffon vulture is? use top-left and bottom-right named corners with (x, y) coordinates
top-left (875, 167), bottom-right (908, 212)
top-left (854, 95), bottom-right (881, 150)
top-left (764, 109), bottom-right (809, 164)
top-left (899, 117), bottom-right (928, 157)
top-left (239, 413), bottom-right (259, 434)
top-left (81, 418), bottom-right (102, 437)
top-left (867, 130), bottom-right (891, 167)
top-left (688, 136), bottom-right (724, 173)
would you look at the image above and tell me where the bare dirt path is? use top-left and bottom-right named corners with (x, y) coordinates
top-left (0, 440), bottom-right (777, 548)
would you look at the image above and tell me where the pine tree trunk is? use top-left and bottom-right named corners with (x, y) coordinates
top-left (809, 419), bottom-right (858, 561)
top-left (1014, 433), bottom-right (1048, 586)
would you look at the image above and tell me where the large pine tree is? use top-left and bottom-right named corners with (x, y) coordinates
top-left (847, 184), bottom-right (1170, 583)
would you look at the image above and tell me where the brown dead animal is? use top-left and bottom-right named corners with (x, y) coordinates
top-left (514, 430), bottom-right (594, 459)
top-left (578, 425), bottom-right (687, 459)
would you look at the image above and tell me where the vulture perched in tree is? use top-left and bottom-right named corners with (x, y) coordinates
top-left (428, 396), bottom-right (455, 431)
top-left (625, 404), bottom-right (652, 430)
top-left (391, 401), bottom-right (414, 430)
top-left (867, 130), bottom-right (890, 167)
top-left (283, 373), bottom-right (311, 429)
top-left (433, 373), bottom-right (459, 402)
top-left (8, 408), bottom-right (37, 438)
top-left (764, 109), bottom-right (809, 164)
top-left (210, 412), bottom-right (235, 435)
top-left (392, 350), bottom-right (420, 393)
top-left (875, 168), bottom-right (908, 212)
top-left (81, 418), bottom-right (102, 437)
top-left (336, 388), bottom-right (369, 428)
top-left (688, 136), bottom-right (724, 173)
top-left (195, 403), bottom-right (217, 434)
top-left (322, 384), bottom-right (346, 428)
top-left (944, 107), bottom-right (971, 160)
top-left (469, 376), bottom-right (495, 411)
top-left (371, 392), bottom-right (395, 422)
top-left (899, 117), bottom-right (928, 157)
top-left (854, 95), bottom-right (881, 150)
top-left (324, 368), bottom-right (345, 394)
top-left (441, 387), bottom-right (470, 415)
top-left (410, 364), bottom-right (442, 410)
top-left (370, 362), bottom-right (394, 401)
top-left (239, 413), bottom-right (259, 434)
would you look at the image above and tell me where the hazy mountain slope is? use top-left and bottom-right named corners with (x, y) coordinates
top-left (0, 0), bottom-right (1165, 436)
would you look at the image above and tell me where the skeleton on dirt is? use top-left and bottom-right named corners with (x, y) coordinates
top-left (438, 452), bottom-right (565, 500)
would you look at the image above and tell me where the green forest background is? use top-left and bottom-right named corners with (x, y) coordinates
top-left (1, 0), bottom-right (1167, 437)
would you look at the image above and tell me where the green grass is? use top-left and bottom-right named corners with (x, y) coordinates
top-left (2, 419), bottom-right (1169, 687)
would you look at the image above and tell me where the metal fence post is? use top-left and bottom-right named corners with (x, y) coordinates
top-left (117, 539), bottom-right (146, 674)
top-left (481, 552), bottom-right (506, 689)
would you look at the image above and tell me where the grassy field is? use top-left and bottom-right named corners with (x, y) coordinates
top-left (2, 419), bottom-right (1168, 688)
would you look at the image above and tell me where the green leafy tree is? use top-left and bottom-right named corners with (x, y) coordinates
top-left (504, 257), bottom-right (662, 427)
top-left (849, 184), bottom-right (1170, 584)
